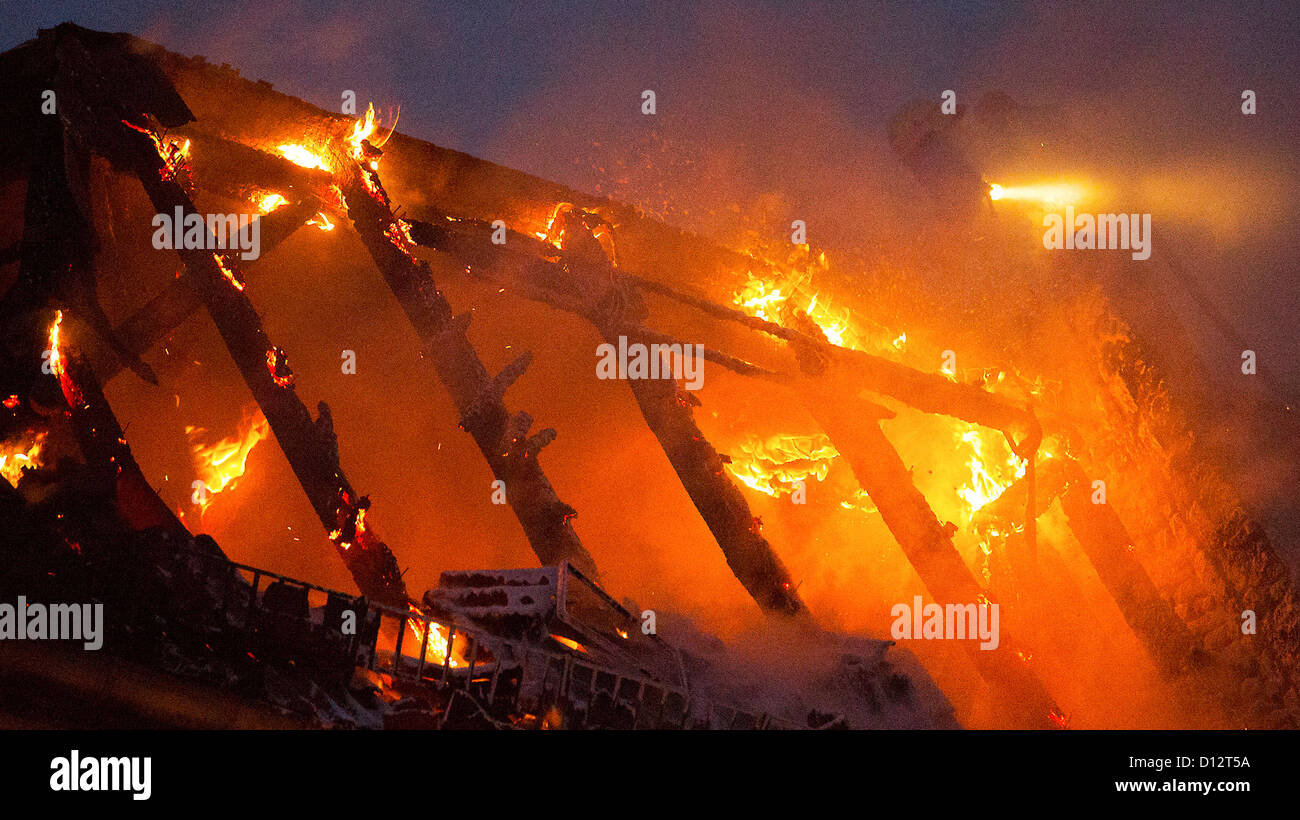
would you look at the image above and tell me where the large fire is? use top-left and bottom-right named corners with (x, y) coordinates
top-left (726, 434), bottom-right (839, 497)
top-left (185, 410), bottom-right (271, 516)
top-left (730, 266), bottom-right (1027, 526)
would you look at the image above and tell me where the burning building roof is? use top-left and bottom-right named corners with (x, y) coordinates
top-left (0, 23), bottom-right (1296, 731)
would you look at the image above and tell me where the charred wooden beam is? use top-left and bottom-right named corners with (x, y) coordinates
top-left (87, 198), bottom-right (321, 382)
top-left (340, 171), bottom-right (601, 581)
top-left (52, 312), bottom-right (191, 539)
top-left (1053, 459), bottom-right (1202, 675)
top-left (801, 375), bottom-right (1059, 727)
top-left (405, 212), bottom-right (807, 616)
top-left (51, 28), bottom-right (407, 607)
top-left (613, 336), bottom-right (807, 616)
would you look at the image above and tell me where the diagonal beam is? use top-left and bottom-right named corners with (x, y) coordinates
top-left (403, 212), bottom-right (806, 616)
top-left (52, 27), bottom-right (407, 606)
top-left (340, 170), bottom-right (601, 580)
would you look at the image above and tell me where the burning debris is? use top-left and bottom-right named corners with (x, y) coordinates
top-left (0, 22), bottom-right (1296, 734)
top-left (184, 409), bottom-right (270, 516)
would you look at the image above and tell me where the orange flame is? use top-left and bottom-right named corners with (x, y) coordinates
top-left (253, 192), bottom-right (287, 214)
top-left (307, 212), bottom-right (335, 231)
top-left (0, 431), bottom-right (48, 488)
top-left (955, 425), bottom-right (1026, 518)
top-left (185, 410), bottom-right (270, 514)
top-left (732, 270), bottom-right (904, 354)
top-left (726, 434), bottom-right (839, 497)
top-left (401, 603), bottom-right (457, 668)
top-left (213, 253), bottom-right (245, 291)
top-left (278, 143), bottom-right (330, 172)
top-left (47, 310), bottom-right (65, 379)
top-left (122, 120), bottom-right (191, 181)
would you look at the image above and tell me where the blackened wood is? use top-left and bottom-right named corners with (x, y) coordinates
top-left (88, 198), bottom-right (321, 382)
top-left (341, 172), bottom-right (601, 581)
top-left (52, 29), bottom-right (408, 607)
top-left (803, 379), bottom-right (1059, 728)
top-left (405, 212), bottom-right (806, 616)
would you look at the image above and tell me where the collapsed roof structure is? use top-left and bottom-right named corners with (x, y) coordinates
top-left (0, 24), bottom-right (1295, 729)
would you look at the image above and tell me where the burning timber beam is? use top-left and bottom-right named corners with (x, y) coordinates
top-left (339, 171), bottom-right (601, 580)
top-left (613, 344), bottom-right (806, 616)
top-left (88, 196), bottom-right (321, 382)
top-left (632, 274), bottom-right (1041, 445)
top-left (49, 27), bottom-right (407, 607)
top-left (980, 458), bottom-right (1202, 677)
top-left (53, 315), bottom-right (192, 539)
top-left (85, 134), bottom-right (335, 383)
top-left (801, 375), bottom-right (1059, 727)
top-left (406, 212), bottom-right (1039, 450)
top-left (402, 214), bottom-right (806, 616)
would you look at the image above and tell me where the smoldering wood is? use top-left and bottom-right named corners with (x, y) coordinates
top-left (405, 212), bottom-right (1040, 450)
top-left (87, 197), bottom-right (322, 382)
top-left (339, 171), bottom-right (602, 582)
top-left (801, 376), bottom-right (1059, 727)
top-left (55, 322), bottom-right (192, 539)
top-left (52, 29), bottom-right (408, 608)
top-left (404, 212), bottom-right (808, 617)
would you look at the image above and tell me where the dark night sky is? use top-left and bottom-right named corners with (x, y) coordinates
top-left (3, 2), bottom-right (1297, 383)
top-left (4, 2), bottom-right (1295, 172)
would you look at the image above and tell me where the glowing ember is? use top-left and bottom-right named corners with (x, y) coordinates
top-left (266, 347), bottom-right (295, 388)
top-left (726, 434), bottom-right (839, 497)
top-left (533, 202), bottom-right (573, 249)
top-left (214, 254), bottom-right (245, 291)
top-left (383, 220), bottom-right (416, 253)
top-left (988, 182), bottom-right (1085, 208)
top-left (47, 310), bottom-right (65, 379)
top-left (0, 431), bottom-right (48, 487)
top-left (550, 634), bottom-right (588, 653)
top-left (306, 212), bottom-right (335, 231)
top-left (2, 395), bottom-right (18, 409)
top-left (121, 120), bottom-right (191, 181)
top-left (278, 144), bottom-right (331, 172)
top-left (185, 410), bottom-right (270, 515)
top-left (253, 192), bottom-right (287, 213)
